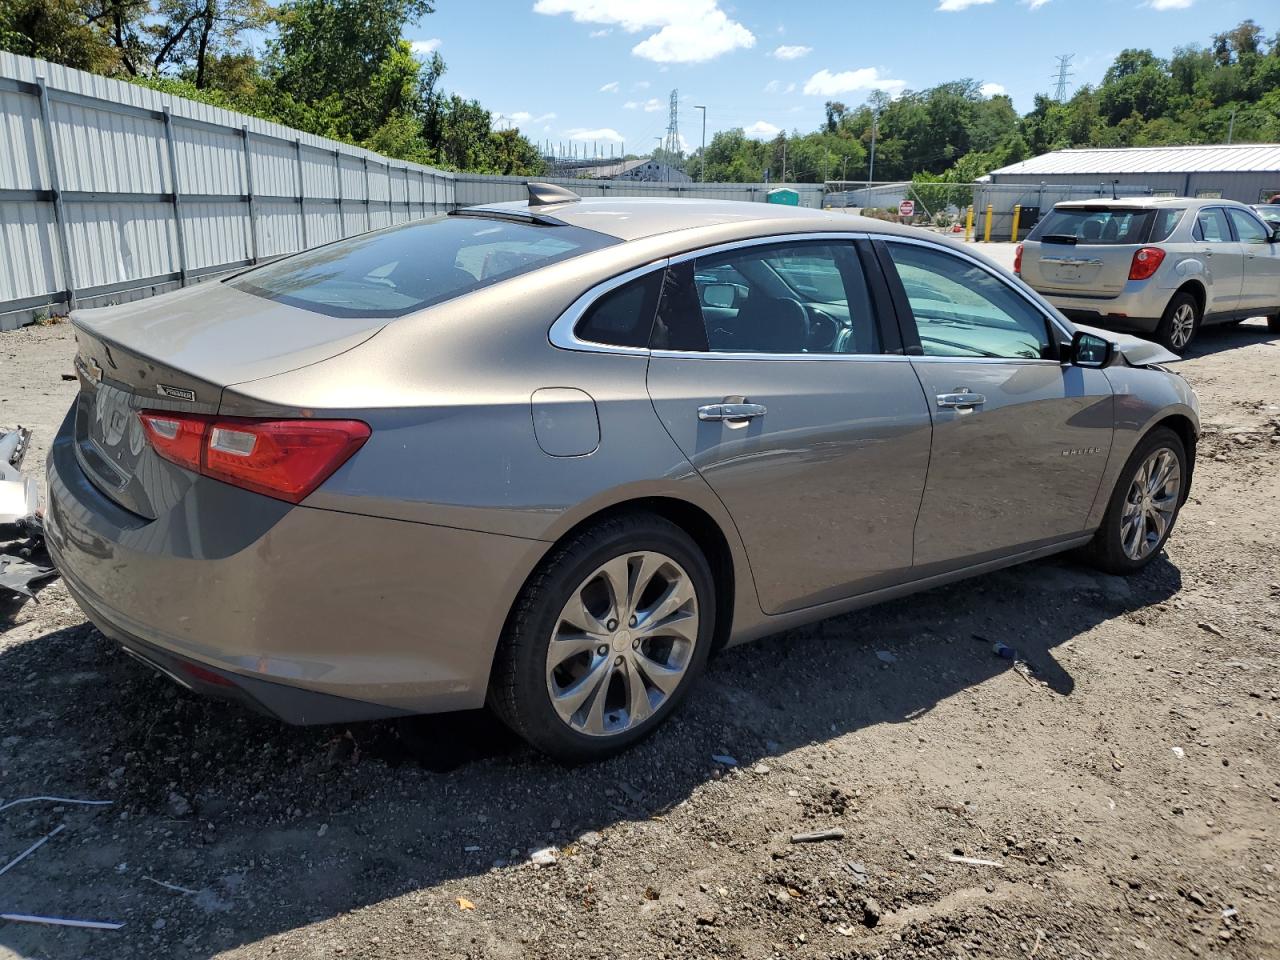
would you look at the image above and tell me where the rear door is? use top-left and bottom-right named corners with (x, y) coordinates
top-left (877, 238), bottom-right (1114, 571)
top-left (1021, 206), bottom-right (1152, 297)
top-left (1193, 207), bottom-right (1246, 316)
top-left (646, 236), bottom-right (933, 614)
top-left (1226, 207), bottom-right (1280, 315)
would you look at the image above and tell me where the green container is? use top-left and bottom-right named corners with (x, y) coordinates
top-left (766, 188), bottom-right (800, 205)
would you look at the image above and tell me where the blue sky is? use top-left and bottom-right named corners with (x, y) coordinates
top-left (408, 0), bottom-right (1256, 156)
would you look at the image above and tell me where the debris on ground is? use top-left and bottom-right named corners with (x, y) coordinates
top-left (0, 913), bottom-right (123, 931)
top-left (790, 828), bottom-right (845, 844)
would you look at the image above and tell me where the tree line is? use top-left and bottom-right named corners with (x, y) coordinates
top-left (692, 19), bottom-right (1280, 186)
top-left (0, 0), bottom-right (545, 174)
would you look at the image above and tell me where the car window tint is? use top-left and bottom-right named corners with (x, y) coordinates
top-left (1149, 209), bottom-right (1184, 243)
top-left (574, 271), bottom-right (664, 348)
top-left (659, 241), bottom-right (879, 355)
top-left (232, 215), bottom-right (616, 319)
top-left (885, 242), bottom-right (1052, 360)
top-left (1227, 208), bottom-right (1269, 245)
top-left (1194, 208), bottom-right (1230, 243)
top-left (1030, 208), bottom-right (1152, 245)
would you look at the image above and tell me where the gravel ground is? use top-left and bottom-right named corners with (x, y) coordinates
top-left (1, 317), bottom-right (1278, 960)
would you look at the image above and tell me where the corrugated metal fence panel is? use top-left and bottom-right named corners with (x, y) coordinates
top-left (51, 97), bottom-right (169, 193)
top-left (256, 200), bottom-right (303, 258)
top-left (0, 86), bottom-right (47, 191)
top-left (173, 123), bottom-right (244, 195)
top-left (65, 201), bottom-right (176, 289)
top-left (451, 174), bottom-right (824, 208)
top-left (182, 201), bottom-right (251, 270)
top-left (0, 201), bottom-right (62, 300)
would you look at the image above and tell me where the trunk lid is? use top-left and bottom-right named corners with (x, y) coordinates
top-left (70, 282), bottom-right (386, 518)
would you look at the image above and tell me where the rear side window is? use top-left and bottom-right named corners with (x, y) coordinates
top-left (231, 216), bottom-right (616, 318)
top-left (1193, 208), bottom-right (1230, 242)
top-left (1030, 208), bottom-right (1154, 245)
top-left (574, 271), bottom-right (663, 348)
top-left (1149, 208), bottom-right (1184, 242)
top-left (656, 241), bottom-right (880, 355)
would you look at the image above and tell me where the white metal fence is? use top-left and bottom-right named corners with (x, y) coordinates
top-left (0, 52), bottom-right (824, 330)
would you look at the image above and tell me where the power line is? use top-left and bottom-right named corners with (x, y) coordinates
top-left (1051, 54), bottom-right (1074, 102)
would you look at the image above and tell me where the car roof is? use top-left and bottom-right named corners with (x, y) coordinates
top-left (1053, 196), bottom-right (1245, 211)
top-left (461, 197), bottom-right (898, 242)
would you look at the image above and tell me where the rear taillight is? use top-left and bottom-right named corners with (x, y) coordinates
top-left (1013, 243), bottom-right (1023, 274)
top-left (138, 412), bottom-right (370, 504)
top-left (1128, 247), bottom-right (1166, 281)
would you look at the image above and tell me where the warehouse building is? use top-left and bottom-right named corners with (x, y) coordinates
top-left (989, 144), bottom-right (1280, 205)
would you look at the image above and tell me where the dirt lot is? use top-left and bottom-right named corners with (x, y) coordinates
top-left (1, 314), bottom-right (1278, 960)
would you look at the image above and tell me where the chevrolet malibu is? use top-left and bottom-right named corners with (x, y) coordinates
top-left (47, 186), bottom-right (1200, 762)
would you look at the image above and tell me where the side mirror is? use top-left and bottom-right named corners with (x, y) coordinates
top-left (701, 283), bottom-right (737, 309)
top-left (1070, 330), bottom-right (1114, 368)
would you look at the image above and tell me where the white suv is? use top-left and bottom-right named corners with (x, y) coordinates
top-left (1017, 197), bottom-right (1280, 353)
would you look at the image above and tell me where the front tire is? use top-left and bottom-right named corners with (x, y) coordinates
top-left (1085, 427), bottom-right (1187, 575)
top-left (488, 514), bottom-right (715, 763)
top-left (1154, 292), bottom-right (1200, 354)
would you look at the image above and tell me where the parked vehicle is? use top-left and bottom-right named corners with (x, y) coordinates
top-left (1254, 203), bottom-right (1280, 229)
top-left (1017, 197), bottom-right (1280, 353)
top-left (47, 186), bottom-right (1200, 762)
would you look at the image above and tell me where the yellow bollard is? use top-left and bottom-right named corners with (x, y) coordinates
top-left (983, 204), bottom-right (994, 243)
top-left (964, 205), bottom-right (974, 242)
top-left (1010, 204), bottom-right (1022, 242)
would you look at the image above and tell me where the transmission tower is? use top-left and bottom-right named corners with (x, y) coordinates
top-left (1051, 54), bottom-right (1074, 102)
top-left (662, 89), bottom-right (680, 157)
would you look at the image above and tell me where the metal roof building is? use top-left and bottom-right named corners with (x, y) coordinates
top-left (990, 144), bottom-right (1280, 204)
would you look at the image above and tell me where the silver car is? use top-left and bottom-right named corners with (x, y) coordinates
top-left (47, 186), bottom-right (1200, 762)
top-left (1018, 197), bottom-right (1280, 353)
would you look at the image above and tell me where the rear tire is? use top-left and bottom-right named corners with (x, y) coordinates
top-left (1085, 427), bottom-right (1187, 575)
top-left (1154, 292), bottom-right (1200, 354)
top-left (488, 513), bottom-right (715, 764)
top-left (1268, 313), bottom-right (1280, 333)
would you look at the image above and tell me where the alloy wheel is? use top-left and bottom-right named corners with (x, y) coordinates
top-left (1169, 303), bottom-right (1196, 350)
top-left (545, 551), bottom-right (699, 737)
top-left (1119, 447), bottom-right (1181, 561)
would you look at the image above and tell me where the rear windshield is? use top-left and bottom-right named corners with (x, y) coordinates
top-left (1029, 207), bottom-right (1167, 245)
top-left (231, 215), bottom-right (617, 318)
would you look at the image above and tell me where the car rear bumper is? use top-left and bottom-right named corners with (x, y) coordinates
top-left (45, 408), bottom-right (547, 723)
top-left (1034, 279), bottom-right (1170, 334)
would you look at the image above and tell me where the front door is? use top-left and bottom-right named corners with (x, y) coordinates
top-left (646, 238), bottom-right (933, 614)
top-left (878, 239), bottom-right (1115, 572)
top-left (1226, 207), bottom-right (1280, 316)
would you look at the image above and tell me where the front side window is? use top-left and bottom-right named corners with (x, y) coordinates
top-left (1227, 208), bottom-right (1270, 245)
top-left (232, 215), bottom-right (616, 319)
top-left (1193, 208), bottom-right (1231, 243)
top-left (885, 242), bottom-right (1053, 360)
top-left (657, 241), bottom-right (880, 355)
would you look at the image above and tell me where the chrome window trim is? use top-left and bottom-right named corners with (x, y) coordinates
top-left (548, 231), bottom-right (869, 357)
top-left (548, 258), bottom-right (669, 355)
top-left (877, 233), bottom-right (1074, 344)
top-left (648, 349), bottom-right (912, 363)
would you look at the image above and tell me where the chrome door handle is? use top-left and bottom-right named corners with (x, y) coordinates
top-left (936, 391), bottom-right (986, 409)
top-left (698, 402), bottom-right (767, 422)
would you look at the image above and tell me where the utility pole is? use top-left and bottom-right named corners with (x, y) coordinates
top-left (782, 136), bottom-right (787, 182)
top-left (868, 110), bottom-right (879, 183)
top-left (694, 104), bottom-right (707, 181)
top-left (662, 89), bottom-right (680, 157)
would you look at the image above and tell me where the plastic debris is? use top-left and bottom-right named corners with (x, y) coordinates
top-left (0, 554), bottom-right (56, 599)
top-left (992, 642), bottom-right (1018, 660)
top-left (456, 897), bottom-right (476, 911)
top-left (0, 796), bottom-right (113, 814)
top-left (790, 828), bottom-right (845, 843)
top-left (1171, 746), bottom-right (1186, 758)
top-left (948, 855), bottom-right (1004, 868)
top-left (711, 754), bottom-right (738, 767)
top-left (0, 913), bottom-right (123, 931)
top-left (0, 824), bottom-right (65, 878)
top-left (0, 426), bottom-right (38, 529)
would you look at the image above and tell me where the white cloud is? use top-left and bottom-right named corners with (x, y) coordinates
top-left (502, 111), bottom-right (557, 125)
top-left (937, 0), bottom-right (994, 9)
top-left (1024, 0), bottom-right (1051, 7)
top-left (1148, 0), bottom-right (1193, 8)
top-left (764, 80), bottom-right (798, 94)
top-left (589, 27), bottom-right (611, 37)
top-left (566, 127), bottom-right (625, 142)
top-left (803, 68), bottom-right (907, 96)
top-left (533, 0), bottom-right (755, 63)
top-left (772, 44), bottom-right (812, 60)
top-left (744, 120), bottom-right (781, 139)
top-left (633, 80), bottom-right (651, 90)
top-left (599, 80), bottom-right (620, 93)
top-left (410, 38), bottom-right (441, 55)
top-left (642, 98), bottom-right (663, 111)
top-left (980, 82), bottom-right (1007, 97)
